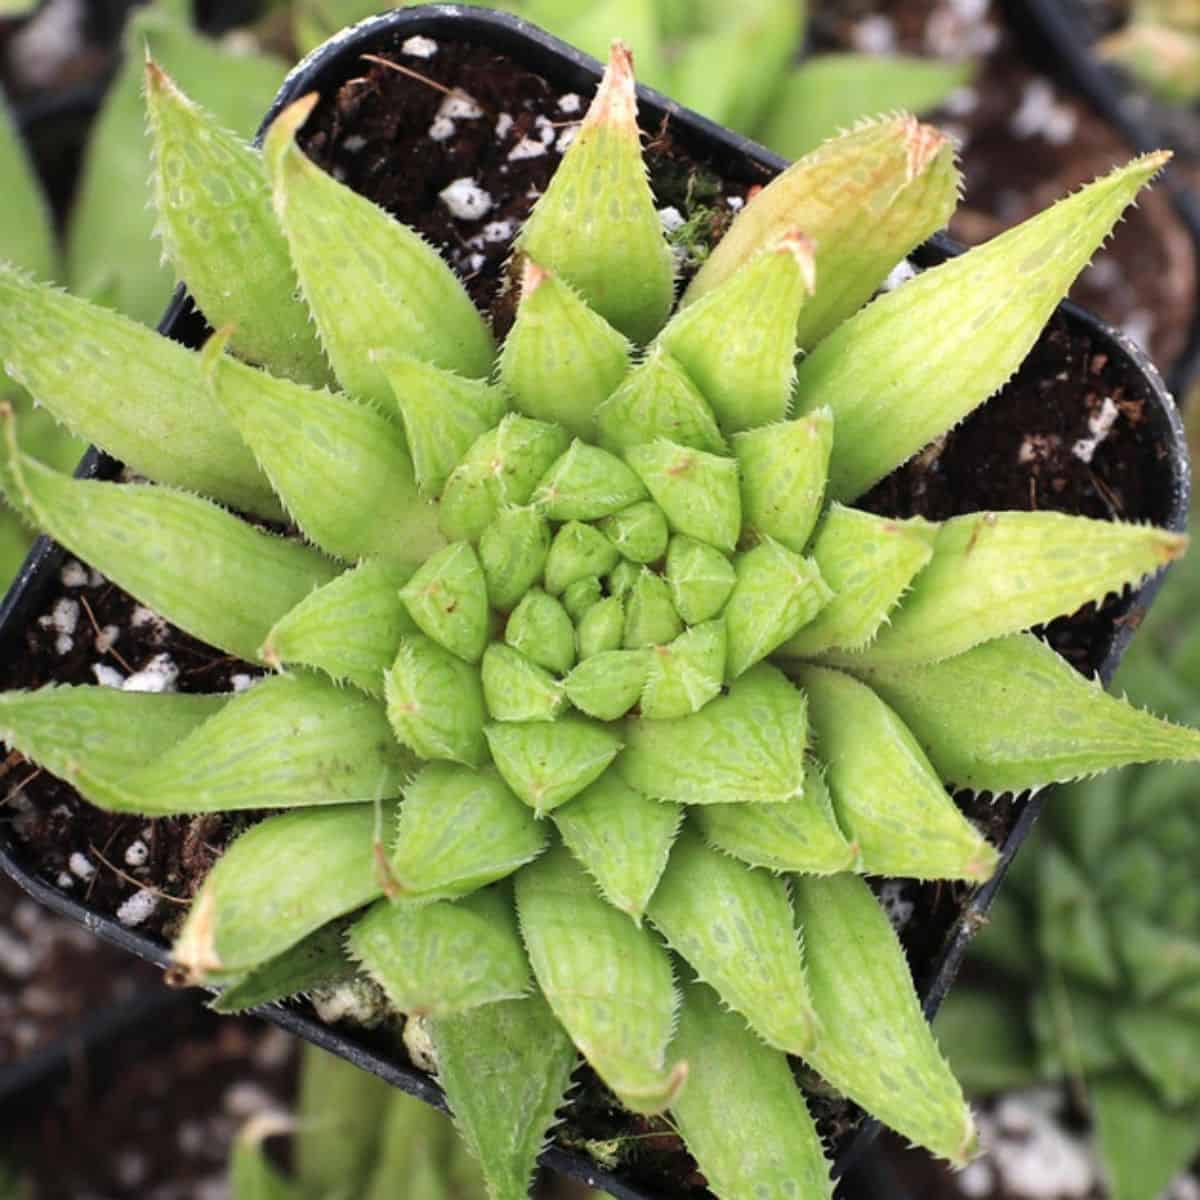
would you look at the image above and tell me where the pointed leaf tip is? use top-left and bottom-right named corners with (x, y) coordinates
top-left (904, 115), bottom-right (951, 180)
top-left (591, 40), bottom-right (638, 130)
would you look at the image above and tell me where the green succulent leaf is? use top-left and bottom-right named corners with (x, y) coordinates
top-left (0, 267), bottom-right (279, 517)
top-left (230, 1128), bottom-right (301, 1200)
top-left (932, 986), bottom-right (1040, 1096)
top-left (694, 758), bottom-right (858, 874)
top-left (562, 576), bottom-right (603, 621)
top-left (515, 844), bottom-right (685, 1114)
top-left (671, 978), bottom-right (834, 1200)
top-left (505, 588), bottom-right (577, 674)
top-left (598, 500), bottom-right (669, 564)
top-left (173, 802), bottom-right (389, 984)
top-left (531, 440), bottom-right (647, 521)
top-left (551, 770), bottom-right (682, 924)
top-left (262, 558), bottom-right (417, 697)
top-left (432, 994), bottom-right (577, 1200)
top-left (624, 439), bottom-right (741, 553)
top-left (733, 409), bottom-right (833, 554)
top-left (146, 60), bottom-right (328, 386)
top-left (793, 663), bottom-right (998, 881)
top-left (207, 338), bottom-right (443, 567)
top-left (725, 540), bottom-right (832, 680)
top-left (648, 828), bottom-right (818, 1054)
top-left (349, 886), bottom-right (531, 1016)
top-left (623, 568), bottom-right (684, 648)
top-left (401, 542), bottom-right (491, 664)
top-left (563, 649), bottom-right (651, 721)
top-left (659, 232), bottom-right (815, 434)
top-left (794, 873), bottom-right (978, 1166)
top-left (385, 634), bottom-right (488, 768)
top-left (209, 921), bottom-right (356, 1014)
top-left (544, 520), bottom-right (621, 595)
top-left (515, 43), bottom-right (674, 345)
top-left (499, 261), bottom-right (632, 441)
top-left (665, 534), bottom-right (737, 625)
top-left (1113, 1007), bottom-right (1200, 1106)
top-left (485, 716), bottom-right (624, 814)
top-left (775, 505), bottom-right (936, 658)
top-left (479, 506), bottom-right (551, 613)
top-left (123, 673), bottom-right (411, 815)
top-left (594, 345), bottom-right (728, 457)
top-left (795, 152), bottom-right (1171, 502)
top-left (0, 686), bottom-right (226, 814)
top-left (390, 763), bottom-right (547, 901)
top-left (264, 95), bottom-right (494, 401)
top-left (759, 54), bottom-right (973, 162)
top-left (620, 664), bottom-right (807, 805)
top-left (856, 633), bottom-right (1200, 793)
top-left (845, 511), bottom-right (1187, 667)
top-left (0, 417), bottom-right (337, 663)
top-left (577, 595), bottom-right (625, 659)
top-left (481, 644), bottom-right (567, 723)
top-left (376, 350), bottom-right (509, 500)
top-left (0, 92), bottom-right (57, 282)
top-left (683, 115), bottom-right (960, 351)
top-left (641, 621), bottom-right (726, 719)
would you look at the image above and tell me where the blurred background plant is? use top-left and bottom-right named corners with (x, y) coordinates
top-left (1096, 0), bottom-right (1200, 104)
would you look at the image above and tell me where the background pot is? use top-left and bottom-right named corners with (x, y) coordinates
top-left (0, 7), bottom-right (1191, 1197)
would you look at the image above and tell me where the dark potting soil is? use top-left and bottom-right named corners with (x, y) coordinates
top-left (811, 0), bottom-right (1197, 374)
top-left (0, 28), bottom-right (1179, 1200)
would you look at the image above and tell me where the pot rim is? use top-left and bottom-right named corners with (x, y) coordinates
top-left (0, 7), bottom-right (1191, 1196)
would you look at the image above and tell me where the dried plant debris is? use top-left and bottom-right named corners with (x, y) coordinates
top-left (0, 33), bottom-right (1197, 1200)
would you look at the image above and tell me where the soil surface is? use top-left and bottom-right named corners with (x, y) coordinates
top-left (0, 20), bottom-right (1184, 1200)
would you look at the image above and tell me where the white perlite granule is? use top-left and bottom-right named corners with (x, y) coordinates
top-left (60, 560), bottom-right (88, 588)
top-left (116, 889), bottom-right (159, 927)
top-left (508, 136), bottom-right (548, 162)
top-left (230, 673), bottom-right (255, 693)
top-left (124, 839), bottom-right (149, 868)
top-left (401, 35), bottom-right (437, 58)
top-left (557, 93), bottom-right (582, 114)
top-left (439, 90), bottom-right (484, 120)
top-left (92, 663), bottom-right (126, 689)
top-left (439, 177), bottom-right (494, 220)
top-left (555, 124), bottom-right (580, 154)
top-left (877, 880), bottom-right (915, 931)
top-left (1071, 396), bottom-right (1120, 465)
top-left (122, 653), bottom-right (179, 694)
top-left (68, 852), bottom-right (95, 881)
top-left (495, 112), bottom-right (514, 139)
top-left (658, 206), bottom-right (686, 234)
top-left (882, 259), bottom-right (918, 292)
top-left (483, 219), bottom-right (516, 243)
top-left (40, 597), bottom-right (79, 636)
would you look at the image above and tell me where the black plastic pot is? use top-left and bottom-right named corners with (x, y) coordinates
top-left (1001, 0), bottom-right (1200, 401)
top-left (0, 7), bottom-right (1191, 1197)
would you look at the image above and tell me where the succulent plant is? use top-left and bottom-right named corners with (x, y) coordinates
top-left (1, 33), bottom-right (1199, 1200)
top-left (937, 516), bottom-right (1200, 1200)
top-left (1097, 0), bottom-right (1200, 103)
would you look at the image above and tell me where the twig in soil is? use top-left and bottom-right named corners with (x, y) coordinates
top-left (1087, 466), bottom-right (1125, 518)
top-left (360, 53), bottom-right (496, 118)
top-left (87, 842), bottom-right (189, 905)
top-left (78, 594), bottom-right (134, 675)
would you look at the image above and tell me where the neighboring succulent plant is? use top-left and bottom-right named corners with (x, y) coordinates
top-left (937, 518), bottom-right (1200, 1200)
top-left (290, 0), bottom-right (971, 160)
top-left (1, 35), bottom-right (1199, 1200)
top-left (1097, 0), bottom-right (1200, 103)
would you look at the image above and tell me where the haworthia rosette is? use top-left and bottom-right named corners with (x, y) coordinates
top-left (794, 874), bottom-right (978, 1165)
top-left (619, 664), bottom-right (807, 805)
top-left (123, 673), bottom-right (412, 815)
top-left (671, 979), bottom-right (834, 1200)
top-left (648, 829), bottom-right (819, 1054)
top-left (855, 633), bottom-right (1200, 793)
top-left (694, 759), bottom-right (859, 874)
top-left (431, 995), bottom-right (577, 1200)
top-left (261, 558), bottom-right (417, 697)
top-left (683, 115), bottom-right (960, 350)
top-left (775, 505), bottom-right (936, 658)
top-left (792, 664), bottom-right (998, 881)
top-left (0, 413), bottom-right (337, 663)
top-left (263, 94), bottom-right (494, 402)
top-left (551, 769), bottom-right (683, 923)
top-left (659, 232), bottom-right (815, 435)
top-left (206, 337), bottom-right (444, 567)
top-left (843, 511), bottom-right (1186, 667)
top-left (515, 845), bottom-right (685, 1113)
top-left (794, 152), bottom-right (1171, 502)
top-left (173, 803), bottom-right (389, 984)
top-left (348, 886), bottom-right (531, 1016)
top-left (0, 269), bottom-right (278, 516)
top-left (498, 261), bottom-right (632, 441)
top-left (145, 61), bottom-right (328, 386)
top-left (390, 763), bottom-right (547, 900)
top-left (516, 42), bottom-right (674, 345)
